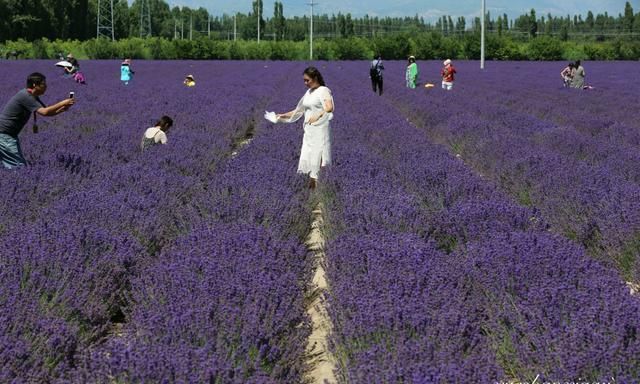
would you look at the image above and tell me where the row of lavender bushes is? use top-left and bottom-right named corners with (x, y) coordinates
top-left (3, 59), bottom-right (639, 382)
top-left (317, 63), bottom-right (640, 382)
top-left (0, 60), bottom-right (314, 382)
top-left (381, 60), bottom-right (640, 283)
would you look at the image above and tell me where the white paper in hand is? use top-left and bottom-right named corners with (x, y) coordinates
top-left (264, 111), bottom-right (278, 123)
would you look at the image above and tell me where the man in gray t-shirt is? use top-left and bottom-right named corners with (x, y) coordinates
top-left (0, 72), bottom-right (75, 169)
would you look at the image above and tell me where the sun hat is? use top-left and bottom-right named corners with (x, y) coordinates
top-left (67, 53), bottom-right (74, 59)
top-left (444, 59), bottom-right (452, 66)
top-left (409, 55), bottom-right (416, 60)
top-left (186, 74), bottom-right (194, 80)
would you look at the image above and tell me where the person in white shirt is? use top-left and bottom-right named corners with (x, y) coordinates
top-left (275, 67), bottom-right (334, 189)
top-left (141, 116), bottom-right (173, 151)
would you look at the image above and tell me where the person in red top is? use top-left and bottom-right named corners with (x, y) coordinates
top-left (441, 59), bottom-right (457, 91)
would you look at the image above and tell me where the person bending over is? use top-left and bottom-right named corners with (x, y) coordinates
top-left (141, 116), bottom-right (174, 151)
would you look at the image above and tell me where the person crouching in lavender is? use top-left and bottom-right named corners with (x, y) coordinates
top-left (571, 60), bottom-right (586, 89)
top-left (141, 116), bottom-right (174, 152)
top-left (561, 62), bottom-right (574, 87)
top-left (275, 67), bottom-right (334, 189)
top-left (0, 72), bottom-right (75, 169)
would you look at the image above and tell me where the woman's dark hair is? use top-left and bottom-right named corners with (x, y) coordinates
top-left (575, 60), bottom-right (581, 66)
top-left (26, 72), bottom-right (46, 88)
top-left (156, 115), bottom-right (173, 130)
top-left (303, 66), bottom-right (325, 87)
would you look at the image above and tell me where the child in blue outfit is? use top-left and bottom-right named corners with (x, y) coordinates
top-left (120, 59), bottom-right (134, 85)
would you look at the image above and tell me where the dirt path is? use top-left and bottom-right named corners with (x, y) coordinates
top-left (305, 203), bottom-right (337, 384)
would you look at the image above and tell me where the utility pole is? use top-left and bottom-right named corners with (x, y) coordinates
top-left (139, 0), bottom-right (152, 37)
top-left (190, 13), bottom-right (193, 40)
top-left (97, 0), bottom-right (115, 40)
top-left (309, 0), bottom-right (316, 60)
top-left (480, 0), bottom-right (486, 69)
top-left (174, 19), bottom-right (177, 39)
top-left (208, 16), bottom-right (211, 37)
top-left (234, 13), bottom-right (237, 41)
top-left (181, 19), bottom-right (184, 39)
top-left (257, 1), bottom-right (261, 43)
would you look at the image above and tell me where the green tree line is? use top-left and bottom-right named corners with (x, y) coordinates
top-left (1, 0), bottom-right (639, 42)
top-left (3, 33), bottom-right (639, 61)
top-left (1, 1), bottom-right (639, 60)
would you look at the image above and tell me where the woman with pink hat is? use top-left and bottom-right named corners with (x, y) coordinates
top-left (441, 59), bottom-right (457, 90)
top-left (120, 59), bottom-right (134, 85)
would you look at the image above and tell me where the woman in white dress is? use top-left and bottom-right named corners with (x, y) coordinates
top-left (276, 67), bottom-right (334, 189)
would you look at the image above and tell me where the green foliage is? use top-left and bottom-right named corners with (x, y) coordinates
top-left (268, 40), bottom-right (304, 60)
top-left (2, 39), bottom-right (33, 58)
top-left (243, 41), bottom-right (273, 60)
top-left (312, 39), bottom-right (338, 60)
top-left (611, 38), bottom-right (640, 60)
top-left (1, 0), bottom-right (638, 46)
top-left (115, 38), bottom-right (152, 59)
top-left (526, 35), bottom-right (564, 60)
top-left (460, 32), bottom-right (481, 59)
top-left (333, 37), bottom-right (371, 60)
top-left (373, 34), bottom-right (414, 59)
top-left (147, 37), bottom-right (178, 59)
top-left (49, 39), bottom-right (86, 60)
top-left (31, 38), bottom-right (50, 59)
top-left (562, 42), bottom-right (587, 61)
top-left (584, 43), bottom-right (618, 60)
top-left (2, 34), bottom-right (640, 61)
top-left (486, 35), bottom-right (525, 60)
top-left (83, 38), bottom-right (119, 59)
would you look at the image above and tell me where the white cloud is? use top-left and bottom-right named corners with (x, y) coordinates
top-left (418, 9), bottom-right (448, 19)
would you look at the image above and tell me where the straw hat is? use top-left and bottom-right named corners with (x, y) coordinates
top-left (443, 59), bottom-right (452, 66)
top-left (186, 74), bottom-right (194, 80)
top-left (67, 53), bottom-right (74, 59)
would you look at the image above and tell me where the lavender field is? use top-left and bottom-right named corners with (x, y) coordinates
top-left (0, 59), bottom-right (639, 383)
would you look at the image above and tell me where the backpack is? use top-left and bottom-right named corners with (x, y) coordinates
top-left (370, 61), bottom-right (379, 78)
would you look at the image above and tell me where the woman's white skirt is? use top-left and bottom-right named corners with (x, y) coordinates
top-left (297, 122), bottom-right (331, 179)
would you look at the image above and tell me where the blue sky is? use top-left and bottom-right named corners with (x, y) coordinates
top-left (161, 0), bottom-right (636, 21)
